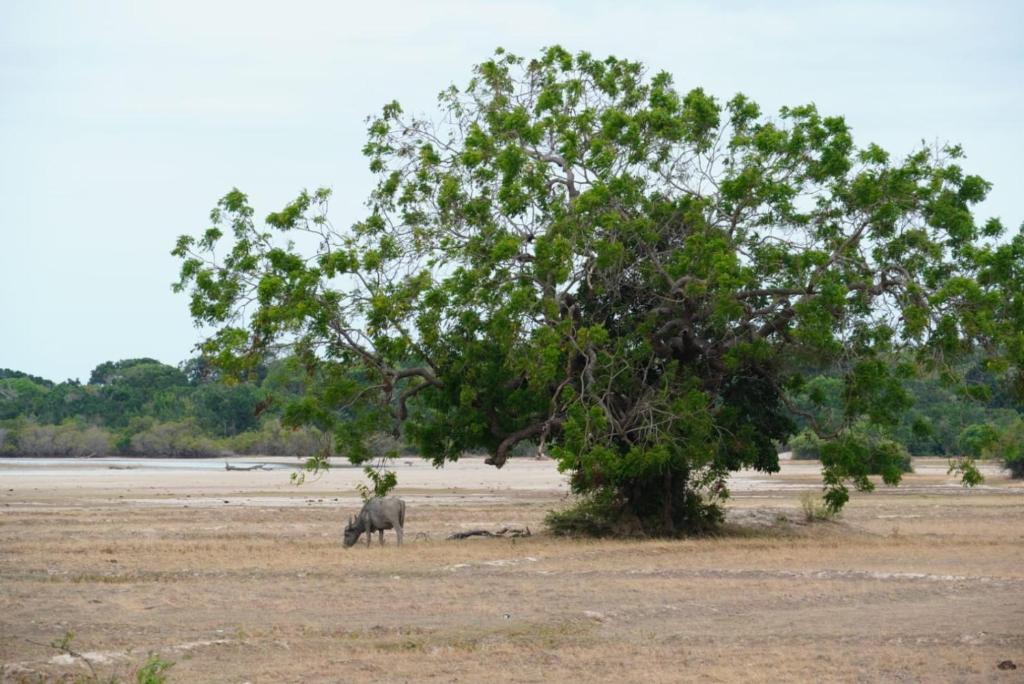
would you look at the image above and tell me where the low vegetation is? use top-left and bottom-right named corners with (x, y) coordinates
top-left (134, 653), bottom-right (175, 684)
top-left (788, 428), bottom-right (913, 475)
top-left (961, 416), bottom-right (1024, 478)
top-left (28, 631), bottom-right (174, 684)
top-left (799, 491), bottom-right (838, 522)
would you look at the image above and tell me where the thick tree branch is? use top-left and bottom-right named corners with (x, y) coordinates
top-left (527, 148), bottom-right (579, 199)
top-left (485, 417), bottom-right (564, 469)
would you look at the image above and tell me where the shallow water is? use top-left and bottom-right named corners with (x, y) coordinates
top-left (0, 457), bottom-right (306, 472)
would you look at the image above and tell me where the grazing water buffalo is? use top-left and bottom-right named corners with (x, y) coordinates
top-left (343, 496), bottom-right (406, 547)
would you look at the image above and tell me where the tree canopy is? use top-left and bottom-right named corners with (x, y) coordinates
top-left (173, 47), bottom-right (1023, 535)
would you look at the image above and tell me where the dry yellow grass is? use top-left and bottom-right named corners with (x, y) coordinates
top-left (1, 457), bottom-right (1022, 682)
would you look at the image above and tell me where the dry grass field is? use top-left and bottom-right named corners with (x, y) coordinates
top-left (1, 457), bottom-right (1022, 682)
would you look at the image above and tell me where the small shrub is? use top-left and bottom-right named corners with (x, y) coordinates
top-left (989, 418), bottom-right (1024, 479)
top-left (800, 491), bottom-right (837, 522)
top-left (1005, 454), bottom-right (1024, 479)
top-left (546, 491), bottom-right (621, 537)
top-left (545, 488), bottom-right (722, 538)
top-left (958, 423), bottom-right (1000, 458)
top-left (865, 438), bottom-right (913, 477)
top-left (40, 631), bottom-right (172, 684)
top-left (135, 653), bottom-right (174, 684)
top-left (788, 430), bottom-right (822, 460)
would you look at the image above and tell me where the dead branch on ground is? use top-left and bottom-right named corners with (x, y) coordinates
top-left (446, 527), bottom-right (531, 540)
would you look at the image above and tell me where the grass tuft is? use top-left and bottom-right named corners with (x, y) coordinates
top-left (800, 492), bottom-right (838, 523)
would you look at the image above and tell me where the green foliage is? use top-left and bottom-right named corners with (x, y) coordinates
top-left (817, 432), bottom-right (913, 511)
top-left (92, 361), bottom-right (190, 428)
top-left (39, 631), bottom-right (172, 684)
top-left (0, 355), bottom-right (334, 460)
top-left (789, 425), bottom-right (912, 477)
top-left (789, 358), bottom-right (1022, 459)
top-left (3, 360), bottom-right (193, 430)
top-left (89, 358), bottom-right (163, 386)
top-left (135, 653), bottom-right (174, 684)
top-left (0, 376), bottom-right (51, 419)
top-left (958, 423), bottom-right (1001, 457)
top-left (969, 417), bottom-right (1024, 478)
top-left (789, 430), bottom-right (823, 460)
top-left (889, 374), bottom-right (1018, 456)
top-left (868, 439), bottom-right (913, 476)
top-left (545, 490), bottom-right (623, 538)
top-left (0, 367), bottom-right (55, 387)
top-left (354, 464), bottom-right (399, 501)
top-left (173, 46), bottom-right (1020, 534)
top-left (50, 630), bottom-right (78, 654)
top-left (192, 381), bottom-right (263, 436)
top-left (47, 631), bottom-right (105, 683)
top-left (948, 456), bottom-right (986, 487)
top-left (999, 420), bottom-right (1024, 478)
top-left (546, 487), bottom-right (722, 537)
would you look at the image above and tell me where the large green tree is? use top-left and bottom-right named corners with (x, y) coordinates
top-left (191, 382), bottom-right (263, 437)
top-left (173, 47), bottom-right (1022, 534)
top-left (88, 360), bottom-right (190, 427)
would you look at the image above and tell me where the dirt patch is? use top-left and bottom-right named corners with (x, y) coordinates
top-left (1, 458), bottom-right (1022, 682)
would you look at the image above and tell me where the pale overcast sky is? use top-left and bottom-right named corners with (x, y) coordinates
top-left (1, 1), bottom-right (1021, 382)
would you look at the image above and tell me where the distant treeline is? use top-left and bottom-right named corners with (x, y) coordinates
top-left (785, 357), bottom-right (1023, 477)
top-left (0, 355), bottom-right (1021, 474)
top-left (0, 357), bottom-right (342, 458)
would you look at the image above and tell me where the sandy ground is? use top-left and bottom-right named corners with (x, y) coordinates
top-left (1, 456), bottom-right (1022, 683)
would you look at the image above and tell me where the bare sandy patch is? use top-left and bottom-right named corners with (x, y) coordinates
top-left (1, 457), bottom-right (1021, 682)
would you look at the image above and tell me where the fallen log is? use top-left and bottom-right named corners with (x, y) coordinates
top-left (447, 527), bottom-right (531, 540)
top-left (224, 462), bottom-right (269, 471)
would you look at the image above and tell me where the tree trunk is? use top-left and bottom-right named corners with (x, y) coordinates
top-left (661, 469), bottom-right (675, 536)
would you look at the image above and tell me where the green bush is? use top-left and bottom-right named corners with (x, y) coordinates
top-left (545, 491), bottom-right (623, 538)
top-left (546, 488), bottom-right (722, 538)
top-left (788, 430), bottom-right (822, 460)
top-left (866, 439), bottom-right (913, 476)
top-left (984, 418), bottom-right (1024, 479)
top-left (958, 423), bottom-right (1001, 457)
top-left (1005, 453), bottom-right (1024, 479)
top-left (135, 652), bottom-right (174, 684)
